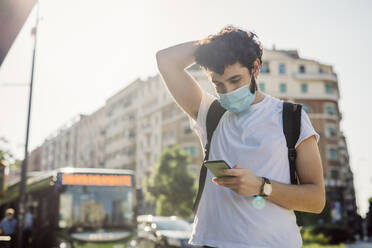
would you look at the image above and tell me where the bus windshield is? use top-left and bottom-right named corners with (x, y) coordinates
top-left (58, 185), bottom-right (134, 230)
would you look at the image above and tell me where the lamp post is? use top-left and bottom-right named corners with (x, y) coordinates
top-left (16, 1), bottom-right (39, 247)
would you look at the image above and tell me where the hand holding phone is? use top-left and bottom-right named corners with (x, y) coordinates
top-left (203, 160), bottom-right (234, 178)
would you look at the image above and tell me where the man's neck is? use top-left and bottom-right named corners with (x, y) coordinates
top-left (252, 90), bottom-right (265, 105)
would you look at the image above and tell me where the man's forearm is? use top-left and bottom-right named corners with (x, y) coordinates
top-left (265, 179), bottom-right (325, 214)
top-left (156, 40), bottom-right (199, 70)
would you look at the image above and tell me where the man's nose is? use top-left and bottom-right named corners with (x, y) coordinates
top-left (225, 84), bottom-right (239, 93)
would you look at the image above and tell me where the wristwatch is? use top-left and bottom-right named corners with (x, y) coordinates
top-left (259, 177), bottom-right (272, 197)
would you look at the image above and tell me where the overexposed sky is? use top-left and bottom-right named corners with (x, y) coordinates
top-left (0, 0), bottom-right (371, 217)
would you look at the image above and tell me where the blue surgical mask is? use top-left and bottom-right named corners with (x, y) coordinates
top-left (217, 85), bottom-right (257, 113)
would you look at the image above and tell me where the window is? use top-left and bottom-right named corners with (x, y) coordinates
top-left (128, 113), bottom-right (135, 121)
top-left (325, 84), bottom-right (334, 94)
top-left (183, 146), bottom-right (198, 158)
top-left (299, 65), bottom-right (306, 74)
top-left (301, 83), bottom-right (308, 93)
top-left (129, 129), bottom-right (136, 138)
top-left (259, 83), bottom-right (265, 92)
top-left (123, 98), bottom-right (132, 108)
top-left (280, 83), bottom-right (287, 93)
top-left (302, 104), bottom-right (310, 113)
top-left (279, 64), bottom-right (286, 74)
top-left (261, 62), bottom-right (270, 73)
top-left (163, 129), bottom-right (176, 139)
top-left (325, 104), bottom-right (337, 115)
top-left (326, 126), bottom-right (337, 138)
top-left (106, 110), bottom-right (113, 117)
top-left (184, 123), bottom-right (192, 134)
top-left (330, 169), bottom-right (339, 180)
top-left (328, 148), bottom-right (338, 160)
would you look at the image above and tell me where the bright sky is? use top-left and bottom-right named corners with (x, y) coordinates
top-left (0, 0), bottom-right (371, 217)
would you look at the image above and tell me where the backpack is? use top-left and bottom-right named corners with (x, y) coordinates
top-left (192, 100), bottom-right (303, 225)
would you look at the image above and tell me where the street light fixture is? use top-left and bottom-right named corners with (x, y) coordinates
top-left (15, 1), bottom-right (40, 247)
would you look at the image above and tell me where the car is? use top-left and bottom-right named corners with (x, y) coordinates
top-left (136, 215), bottom-right (200, 248)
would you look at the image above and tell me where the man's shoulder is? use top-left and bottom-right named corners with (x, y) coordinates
top-left (261, 94), bottom-right (283, 114)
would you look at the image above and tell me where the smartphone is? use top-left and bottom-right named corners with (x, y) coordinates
top-left (203, 160), bottom-right (233, 178)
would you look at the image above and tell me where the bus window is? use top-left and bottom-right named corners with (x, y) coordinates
top-left (58, 185), bottom-right (134, 230)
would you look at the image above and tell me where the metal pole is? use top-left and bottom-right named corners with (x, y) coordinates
top-left (16, 1), bottom-right (39, 247)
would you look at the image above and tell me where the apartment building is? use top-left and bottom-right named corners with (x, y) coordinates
top-left (39, 112), bottom-right (105, 171)
top-left (27, 145), bottom-right (42, 171)
top-left (40, 115), bottom-right (81, 170)
top-left (104, 78), bottom-right (140, 171)
top-left (103, 71), bottom-right (214, 188)
top-left (40, 135), bottom-right (57, 171)
top-left (76, 107), bottom-right (105, 168)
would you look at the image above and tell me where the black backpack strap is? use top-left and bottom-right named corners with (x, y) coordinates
top-left (192, 100), bottom-right (226, 215)
top-left (282, 102), bottom-right (302, 185)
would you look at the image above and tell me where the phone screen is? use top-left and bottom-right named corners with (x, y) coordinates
top-left (203, 160), bottom-right (233, 178)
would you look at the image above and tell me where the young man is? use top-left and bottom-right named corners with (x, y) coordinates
top-left (156, 25), bottom-right (325, 248)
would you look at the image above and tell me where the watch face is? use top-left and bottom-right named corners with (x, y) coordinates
top-left (264, 184), bottom-right (272, 195)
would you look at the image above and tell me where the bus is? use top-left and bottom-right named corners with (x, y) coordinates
top-left (0, 167), bottom-right (139, 248)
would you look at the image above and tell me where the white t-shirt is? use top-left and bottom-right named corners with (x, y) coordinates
top-left (188, 89), bottom-right (320, 248)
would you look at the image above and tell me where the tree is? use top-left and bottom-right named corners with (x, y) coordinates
top-left (0, 137), bottom-right (16, 194)
top-left (144, 145), bottom-right (196, 218)
top-left (0, 137), bottom-right (14, 165)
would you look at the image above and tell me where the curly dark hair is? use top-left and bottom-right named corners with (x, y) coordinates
top-left (194, 25), bottom-right (263, 76)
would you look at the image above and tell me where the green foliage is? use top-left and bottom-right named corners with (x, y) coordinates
top-left (0, 137), bottom-right (14, 165)
top-left (0, 137), bottom-right (19, 193)
top-left (301, 223), bottom-right (354, 245)
top-left (301, 226), bottom-right (330, 245)
top-left (301, 244), bottom-right (346, 248)
top-left (144, 146), bottom-right (196, 218)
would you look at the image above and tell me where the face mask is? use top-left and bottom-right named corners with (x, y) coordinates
top-left (217, 84), bottom-right (257, 113)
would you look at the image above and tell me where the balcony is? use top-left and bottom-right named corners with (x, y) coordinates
top-left (293, 72), bottom-right (338, 82)
top-left (162, 137), bottom-right (177, 147)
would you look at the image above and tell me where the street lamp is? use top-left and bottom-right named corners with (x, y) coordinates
top-left (15, 1), bottom-right (39, 247)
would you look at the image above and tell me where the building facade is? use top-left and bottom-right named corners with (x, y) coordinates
top-left (102, 72), bottom-right (213, 187)
top-left (104, 79), bottom-right (140, 171)
top-left (38, 112), bottom-right (105, 171)
top-left (76, 107), bottom-right (105, 168)
top-left (27, 145), bottom-right (42, 172)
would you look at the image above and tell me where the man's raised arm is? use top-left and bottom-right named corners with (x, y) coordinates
top-left (156, 41), bottom-right (202, 121)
